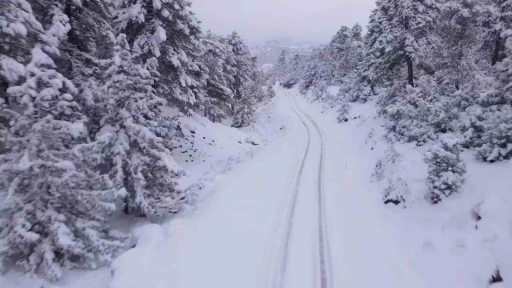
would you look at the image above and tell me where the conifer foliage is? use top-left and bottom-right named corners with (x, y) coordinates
top-left (0, 2), bottom-right (124, 280)
top-left (96, 34), bottom-right (184, 218)
top-left (426, 135), bottom-right (466, 203)
top-left (275, 0), bottom-right (512, 203)
top-left (0, 0), bottom-right (265, 280)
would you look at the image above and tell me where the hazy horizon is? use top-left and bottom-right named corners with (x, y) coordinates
top-left (190, 0), bottom-right (377, 45)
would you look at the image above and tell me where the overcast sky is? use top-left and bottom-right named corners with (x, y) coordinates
top-left (190, 0), bottom-right (377, 45)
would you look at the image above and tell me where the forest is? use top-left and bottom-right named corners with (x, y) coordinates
top-left (0, 0), bottom-right (270, 280)
top-left (273, 0), bottom-right (512, 205)
top-left (1, 0), bottom-right (512, 286)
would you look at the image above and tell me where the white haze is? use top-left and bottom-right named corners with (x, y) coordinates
top-left (190, 0), bottom-right (377, 45)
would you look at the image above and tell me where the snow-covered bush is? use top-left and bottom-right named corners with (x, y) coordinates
top-left (336, 97), bottom-right (351, 123)
top-left (372, 144), bottom-right (409, 206)
top-left (474, 105), bottom-right (512, 162)
top-left (232, 98), bottom-right (255, 128)
top-left (311, 82), bottom-right (328, 101)
top-left (425, 135), bottom-right (466, 204)
top-left (266, 85), bottom-right (276, 98)
top-left (469, 39), bottom-right (512, 162)
top-left (383, 77), bottom-right (460, 145)
top-left (340, 71), bottom-right (374, 103)
top-left (383, 178), bottom-right (409, 206)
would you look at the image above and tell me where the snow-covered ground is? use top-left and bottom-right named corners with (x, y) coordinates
top-left (308, 86), bottom-right (512, 288)
top-left (2, 87), bottom-right (511, 288)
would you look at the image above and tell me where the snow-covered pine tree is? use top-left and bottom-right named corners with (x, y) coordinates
top-left (227, 31), bottom-right (256, 100)
top-left (200, 32), bottom-right (236, 122)
top-left (435, 0), bottom-right (482, 90)
top-left (95, 33), bottom-right (185, 218)
top-left (266, 84), bottom-right (276, 99)
top-left (274, 50), bottom-right (288, 81)
top-left (62, 0), bottom-right (114, 135)
top-left (299, 46), bottom-right (336, 91)
top-left (366, 0), bottom-right (440, 87)
top-left (0, 3), bottom-right (124, 280)
top-left (473, 34), bottom-right (512, 162)
top-left (113, 0), bottom-right (207, 108)
top-left (232, 97), bottom-right (255, 128)
top-left (281, 53), bottom-right (303, 87)
top-left (426, 134), bottom-right (466, 203)
top-left (325, 25), bottom-right (357, 83)
top-left (473, 105), bottom-right (512, 162)
top-left (479, 0), bottom-right (512, 66)
top-left (342, 24), bottom-right (365, 73)
top-left (363, 3), bottom-right (396, 88)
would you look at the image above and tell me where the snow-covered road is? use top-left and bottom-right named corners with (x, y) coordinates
top-left (109, 88), bottom-right (428, 288)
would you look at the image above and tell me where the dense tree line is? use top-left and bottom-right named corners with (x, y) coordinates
top-left (274, 0), bottom-right (512, 204)
top-left (0, 0), bottom-right (268, 280)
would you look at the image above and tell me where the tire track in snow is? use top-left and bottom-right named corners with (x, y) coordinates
top-left (290, 94), bottom-right (333, 288)
top-left (271, 93), bottom-right (312, 288)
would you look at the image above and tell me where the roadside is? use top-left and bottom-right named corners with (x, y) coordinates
top-left (302, 85), bottom-right (512, 288)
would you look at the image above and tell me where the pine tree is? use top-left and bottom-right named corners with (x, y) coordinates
top-left (231, 97), bottom-right (254, 128)
top-left (0, 3), bottom-right (124, 280)
top-left (472, 36), bottom-right (512, 161)
top-left (200, 32), bottom-right (236, 122)
top-left (94, 34), bottom-right (185, 218)
top-left (426, 134), bottom-right (466, 203)
top-left (113, 0), bottom-right (207, 108)
top-left (62, 0), bottom-right (114, 135)
top-left (435, 0), bottom-right (481, 90)
top-left (227, 31), bottom-right (256, 100)
top-left (479, 0), bottom-right (512, 66)
top-left (274, 50), bottom-right (288, 80)
top-left (366, 0), bottom-right (441, 87)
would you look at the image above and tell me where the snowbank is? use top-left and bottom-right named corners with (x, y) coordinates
top-left (173, 96), bottom-right (287, 211)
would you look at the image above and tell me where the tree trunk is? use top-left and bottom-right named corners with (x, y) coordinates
top-left (492, 34), bottom-right (502, 66)
top-left (406, 56), bottom-right (414, 87)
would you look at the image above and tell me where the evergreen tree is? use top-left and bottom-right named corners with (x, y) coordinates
top-left (231, 97), bottom-right (254, 128)
top-left (113, 0), bottom-right (207, 108)
top-left (0, 3), bottom-right (124, 280)
top-left (200, 32), bottom-right (236, 122)
top-left (435, 0), bottom-right (482, 90)
top-left (366, 0), bottom-right (440, 87)
top-left (227, 31), bottom-right (255, 100)
top-left (63, 0), bottom-right (114, 135)
top-left (472, 36), bottom-right (512, 161)
top-left (94, 34), bottom-right (185, 218)
top-left (274, 50), bottom-right (288, 80)
top-left (479, 0), bottom-right (512, 66)
top-left (426, 135), bottom-right (466, 203)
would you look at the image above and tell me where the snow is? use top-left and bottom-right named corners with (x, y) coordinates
top-left (2, 87), bottom-right (511, 288)
top-left (109, 225), bottom-right (167, 288)
top-left (0, 56), bottom-right (26, 82)
top-left (69, 122), bottom-right (87, 138)
top-left (109, 93), bottom-right (302, 288)
top-left (304, 85), bottom-right (512, 288)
